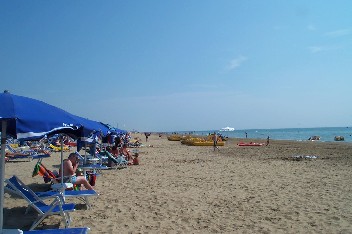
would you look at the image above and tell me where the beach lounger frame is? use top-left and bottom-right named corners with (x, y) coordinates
top-left (22, 227), bottom-right (90, 233)
top-left (101, 151), bottom-right (128, 169)
top-left (75, 151), bottom-right (109, 173)
top-left (5, 144), bottom-right (51, 162)
top-left (6, 175), bottom-right (98, 209)
top-left (5, 175), bottom-right (75, 230)
top-left (6, 144), bottom-right (37, 155)
top-left (6, 154), bottom-right (51, 162)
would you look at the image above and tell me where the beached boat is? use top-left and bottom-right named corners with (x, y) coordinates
top-left (167, 135), bottom-right (182, 141)
top-left (220, 127), bottom-right (235, 131)
top-left (181, 137), bottom-right (202, 145)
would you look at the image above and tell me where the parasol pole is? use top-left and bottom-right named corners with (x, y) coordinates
top-left (0, 121), bottom-right (7, 231)
top-left (60, 135), bottom-right (64, 186)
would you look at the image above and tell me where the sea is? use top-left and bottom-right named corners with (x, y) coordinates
top-left (176, 127), bottom-right (352, 143)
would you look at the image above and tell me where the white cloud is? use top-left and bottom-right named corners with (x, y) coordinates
top-left (226, 56), bottom-right (248, 71)
top-left (325, 29), bottom-right (351, 37)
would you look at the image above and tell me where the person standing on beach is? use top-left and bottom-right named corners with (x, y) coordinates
top-left (266, 136), bottom-right (270, 146)
top-left (213, 132), bottom-right (219, 151)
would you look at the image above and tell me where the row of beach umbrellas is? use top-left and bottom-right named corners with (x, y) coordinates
top-left (0, 90), bottom-right (120, 231)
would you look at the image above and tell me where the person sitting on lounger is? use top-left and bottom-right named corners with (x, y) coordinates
top-left (60, 153), bottom-right (94, 190)
top-left (110, 145), bottom-right (120, 157)
top-left (119, 144), bottom-right (132, 161)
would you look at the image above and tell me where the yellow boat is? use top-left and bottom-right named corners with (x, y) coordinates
top-left (181, 137), bottom-right (203, 145)
top-left (167, 135), bottom-right (182, 141)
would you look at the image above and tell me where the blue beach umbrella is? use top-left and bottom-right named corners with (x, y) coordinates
top-left (0, 91), bottom-right (107, 231)
top-left (74, 116), bottom-right (110, 138)
top-left (108, 127), bottom-right (127, 135)
top-left (0, 91), bottom-right (83, 139)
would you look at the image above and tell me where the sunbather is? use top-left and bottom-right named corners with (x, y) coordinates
top-left (60, 153), bottom-right (94, 190)
top-left (110, 145), bottom-right (120, 156)
top-left (131, 154), bottom-right (139, 165)
top-left (120, 144), bottom-right (132, 161)
top-left (5, 151), bottom-right (30, 157)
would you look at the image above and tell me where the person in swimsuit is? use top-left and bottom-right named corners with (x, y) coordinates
top-left (119, 144), bottom-right (132, 161)
top-left (213, 132), bottom-right (219, 151)
top-left (60, 153), bottom-right (94, 190)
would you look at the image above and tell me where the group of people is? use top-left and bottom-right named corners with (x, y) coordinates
top-left (103, 132), bottom-right (132, 146)
top-left (60, 132), bottom-right (140, 191)
top-left (106, 143), bottom-right (139, 166)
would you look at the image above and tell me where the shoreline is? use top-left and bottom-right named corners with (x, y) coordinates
top-left (4, 133), bottom-right (352, 233)
top-left (159, 126), bottom-right (352, 143)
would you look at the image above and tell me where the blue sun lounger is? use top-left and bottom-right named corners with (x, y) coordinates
top-left (5, 176), bottom-right (76, 230)
top-left (5, 176), bottom-right (98, 209)
top-left (100, 151), bottom-right (128, 169)
top-left (2, 227), bottom-right (90, 234)
top-left (22, 227), bottom-right (90, 233)
top-left (6, 153), bottom-right (51, 162)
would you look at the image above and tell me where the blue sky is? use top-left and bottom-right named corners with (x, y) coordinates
top-left (1, 0), bottom-right (352, 132)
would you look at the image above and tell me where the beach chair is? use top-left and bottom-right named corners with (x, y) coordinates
top-left (31, 162), bottom-right (98, 207)
top-left (22, 227), bottom-right (90, 233)
top-left (6, 175), bottom-right (99, 209)
top-left (36, 189), bottom-right (98, 209)
top-left (95, 152), bottom-right (108, 165)
top-left (74, 151), bottom-right (109, 174)
top-left (6, 153), bottom-right (51, 162)
top-left (6, 144), bottom-right (37, 155)
top-left (5, 144), bottom-right (50, 162)
top-left (5, 175), bottom-right (76, 230)
top-left (2, 227), bottom-right (90, 234)
top-left (100, 151), bottom-right (128, 169)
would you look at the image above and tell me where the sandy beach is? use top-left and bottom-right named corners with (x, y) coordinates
top-left (3, 134), bottom-right (352, 233)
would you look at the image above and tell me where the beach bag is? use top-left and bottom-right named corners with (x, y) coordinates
top-left (86, 172), bottom-right (97, 186)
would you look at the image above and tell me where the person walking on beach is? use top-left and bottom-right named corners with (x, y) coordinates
top-left (213, 132), bottom-right (219, 151)
top-left (266, 136), bottom-right (270, 146)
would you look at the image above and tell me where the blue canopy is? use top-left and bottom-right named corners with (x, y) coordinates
top-left (0, 91), bottom-right (82, 139)
top-left (74, 115), bottom-right (110, 138)
top-left (0, 91), bottom-right (110, 139)
top-left (108, 127), bottom-right (127, 135)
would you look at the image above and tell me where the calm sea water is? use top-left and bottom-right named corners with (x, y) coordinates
top-left (177, 127), bottom-right (352, 143)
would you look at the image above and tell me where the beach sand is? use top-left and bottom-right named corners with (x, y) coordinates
top-left (3, 134), bottom-right (352, 233)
